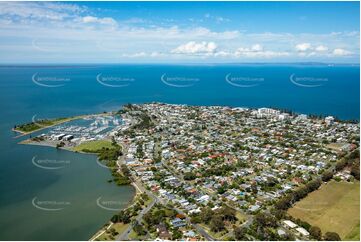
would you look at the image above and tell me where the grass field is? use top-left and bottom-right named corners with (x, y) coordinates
top-left (288, 180), bottom-right (360, 240)
top-left (72, 140), bottom-right (114, 152)
top-left (96, 223), bottom-right (128, 241)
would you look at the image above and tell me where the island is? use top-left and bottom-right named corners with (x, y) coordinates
top-left (15, 103), bottom-right (360, 241)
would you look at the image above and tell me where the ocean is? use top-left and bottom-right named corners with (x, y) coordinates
top-left (0, 64), bottom-right (359, 240)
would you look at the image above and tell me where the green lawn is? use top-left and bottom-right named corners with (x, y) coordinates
top-left (96, 223), bottom-right (128, 241)
top-left (344, 223), bottom-right (360, 241)
top-left (72, 140), bottom-right (114, 152)
top-left (15, 117), bottom-right (70, 133)
top-left (288, 180), bottom-right (360, 240)
top-left (199, 223), bottom-right (228, 239)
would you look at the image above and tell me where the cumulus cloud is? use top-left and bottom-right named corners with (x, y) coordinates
top-left (315, 45), bottom-right (328, 52)
top-left (234, 44), bottom-right (289, 58)
top-left (332, 48), bottom-right (352, 56)
top-left (171, 41), bottom-right (218, 55)
top-left (295, 43), bottom-right (312, 52)
top-left (0, 2), bottom-right (358, 62)
top-left (251, 44), bottom-right (263, 52)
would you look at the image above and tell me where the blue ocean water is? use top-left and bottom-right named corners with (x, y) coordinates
top-left (0, 64), bottom-right (359, 240)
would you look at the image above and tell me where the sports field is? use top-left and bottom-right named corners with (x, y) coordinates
top-left (288, 180), bottom-right (360, 240)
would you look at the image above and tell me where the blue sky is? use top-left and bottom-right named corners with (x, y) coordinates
top-left (0, 1), bottom-right (359, 63)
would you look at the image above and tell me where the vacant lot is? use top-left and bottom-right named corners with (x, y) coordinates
top-left (72, 140), bottom-right (113, 152)
top-left (288, 180), bottom-right (360, 240)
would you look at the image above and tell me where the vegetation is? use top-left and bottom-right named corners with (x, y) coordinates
top-left (72, 140), bottom-right (115, 152)
top-left (14, 117), bottom-right (69, 133)
top-left (95, 223), bottom-right (128, 241)
top-left (344, 223), bottom-right (360, 241)
top-left (288, 180), bottom-right (360, 239)
top-left (184, 172), bottom-right (197, 180)
top-left (309, 226), bottom-right (322, 240)
top-left (133, 221), bottom-right (147, 236)
top-left (194, 205), bottom-right (237, 233)
top-left (73, 139), bottom-right (131, 186)
top-left (324, 231), bottom-right (341, 241)
top-left (111, 210), bottom-right (131, 224)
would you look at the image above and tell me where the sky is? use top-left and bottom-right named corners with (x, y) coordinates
top-left (0, 1), bottom-right (359, 63)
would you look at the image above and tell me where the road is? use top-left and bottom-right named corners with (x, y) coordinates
top-left (116, 194), bottom-right (157, 241)
top-left (114, 133), bottom-right (215, 240)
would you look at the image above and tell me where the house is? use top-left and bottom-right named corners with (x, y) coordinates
top-left (249, 205), bottom-right (260, 212)
top-left (277, 229), bottom-right (286, 237)
top-left (156, 223), bottom-right (171, 240)
top-left (283, 220), bottom-right (297, 229)
top-left (171, 218), bottom-right (186, 228)
top-left (183, 230), bottom-right (196, 238)
top-left (296, 227), bottom-right (310, 237)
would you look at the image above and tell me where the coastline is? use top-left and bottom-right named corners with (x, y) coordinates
top-left (12, 112), bottom-right (115, 139)
top-left (13, 103), bottom-right (360, 241)
top-left (19, 128), bottom-right (139, 241)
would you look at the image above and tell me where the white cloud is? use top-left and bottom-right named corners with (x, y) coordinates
top-left (295, 43), bottom-right (312, 52)
top-left (0, 2), bottom-right (85, 21)
top-left (82, 16), bottom-right (116, 25)
top-left (315, 45), bottom-right (328, 52)
top-left (171, 41), bottom-right (218, 55)
top-left (251, 44), bottom-right (263, 52)
top-left (233, 45), bottom-right (289, 58)
top-left (121, 52), bottom-right (147, 58)
top-left (0, 2), bottom-right (358, 63)
top-left (332, 48), bottom-right (352, 56)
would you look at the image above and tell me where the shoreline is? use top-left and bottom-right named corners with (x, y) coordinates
top-left (13, 103), bottom-right (359, 241)
top-left (20, 133), bottom-right (139, 241)
top-left (21, 138), bottom-right (139, 241)
top-left (12, 112), bottom-right (115, 139)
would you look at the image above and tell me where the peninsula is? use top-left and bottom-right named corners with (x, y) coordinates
top-left (16, 103), bottom-right (360, 241)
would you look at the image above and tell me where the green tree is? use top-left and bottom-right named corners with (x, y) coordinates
top-left (324, 232), bottom-right (341, 241)
top-left (234, 227), bottom-right (247, 240)
top-left (309, 226), bottom-right (322, 240)
top-left (200, 207), bottom-right (214, 224)
top-left (210, 215), bottom-right (225, 232)
top-left (321, 170), bottom-right (334, 182)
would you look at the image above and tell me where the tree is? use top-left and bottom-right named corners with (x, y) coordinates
top-left (172, 228), bottom-right (182, 240)
top-left (133, 222), bottom-right (147, 236)
top-left (209, 215), bottom-right (225, 232)
top-left (184, 172), bottom-right (196, 180)
top-left (306, 178), bottom-right (321, 192)
top-left (118, 210), bottom-right (131, 224)
top-left (254, 213), bottom-right (277, 228)
top-left (275, 194), bottom-right (292, 210)
top-left (271, 209), bottom-right (286, 220)
top-left (309, 226), bottom-right (322, 240)
top-left (200, 207), bottom-right (214, 224)
top-left (321, 170), bottom-right (334, 182)
top-left (293, 186), bottom-right (308, 201)
top-left (234, 227), bottom-right (247, 240)
top-left (351, 162), bottom-right (360, 180)
top-left (110, 214), bottom-right (120, 223)
top-left (324, 232), bottom-right (341, 241)
top-left (219, 206), bottom-right (237, 222)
